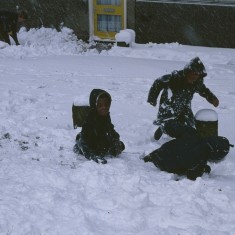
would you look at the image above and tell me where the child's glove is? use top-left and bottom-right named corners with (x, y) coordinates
top-left (109, 141), bottom-right (125, 156)
top-left (212, 98), bottom-right (219, 107)
top-left (149, 101), bottom-right (156, 107)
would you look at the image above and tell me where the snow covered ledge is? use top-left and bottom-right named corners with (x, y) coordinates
top-left (195, 109), bottom-right (218, 137)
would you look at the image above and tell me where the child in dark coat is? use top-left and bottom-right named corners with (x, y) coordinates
top-left (147, 57), bottom-right (219, 140)
top-left (143, 126), bottom-right (233, 180)
top-left (0, 10), bottom-right (28, 45)
top-left (74, 89), bottom-right (125, 164)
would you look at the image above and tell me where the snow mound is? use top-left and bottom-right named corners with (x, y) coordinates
top-left (0, 27), bottom-right (91, 58)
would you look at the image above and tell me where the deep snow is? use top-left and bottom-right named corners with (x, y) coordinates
top-left (0, 27), bottom-right (235, 235)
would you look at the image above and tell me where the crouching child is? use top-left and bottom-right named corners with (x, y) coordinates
top-left (143, 126), bottom-right (233, 180)
top-left (73, 89), bottom-right (125, 164)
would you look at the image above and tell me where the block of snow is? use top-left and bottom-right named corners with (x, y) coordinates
top-left (125, 29), bottom-right (136, 43)
top-left (115, 30), bottom-right (132, 44)
top-left (73, 96), bottom-right (89, 106)
top-left (195, 109), bottom-right (218, 122)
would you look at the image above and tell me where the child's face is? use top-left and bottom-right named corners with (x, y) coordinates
top-left (97, 97), bottom-right (110, 116)
top-left (18, 16), bottom-right (26, 23)
top-left (186, 71), bottom-right (200, 85)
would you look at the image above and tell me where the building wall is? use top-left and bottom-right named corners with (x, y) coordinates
top-left (0, 0), bottom-right (89, 41)
top-left (135, 1), bottom-right (235, 48)
top-left (0, 0), bottom-right (134, 43)
top-left (126, 0), bottom-right (136, 30)
top-left (2, 0), bottom-right (234, 48)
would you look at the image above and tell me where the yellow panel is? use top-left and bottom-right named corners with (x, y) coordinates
top-left (93, 0), bottom-right (124, 40)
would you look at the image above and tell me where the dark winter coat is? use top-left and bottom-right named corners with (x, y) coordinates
top-left (0, 11), bottom-right (19, 45)
top-left (75, 89), bottom-right (124, 162)
top-left (147, 57), bottom-right (218, 127)
top-left (144, 131), bottom-right (232, 180)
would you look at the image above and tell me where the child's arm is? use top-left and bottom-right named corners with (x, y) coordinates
top-left (147, 75), bottom-right (170, 106)
top-left (196, 81), bottom-right (219, 107)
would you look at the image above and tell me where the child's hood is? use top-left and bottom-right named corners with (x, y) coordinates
top-left (89, 89), bottom-right (112, 109)
top-left (183, 57), bottom-right (207, 78)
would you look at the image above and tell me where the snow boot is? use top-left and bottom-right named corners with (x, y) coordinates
top-left (154, 127), bottom-right (163, 140)
top-left (91, 156), bottom-right (107, 164)
top-left (143, 154), bottom-right (152, 162)
top-left (73, 144), bottom-right (83, 155)
top-left (204, 165), bottom-right (211, 174)
top-left (186, 161), bottom-right (206, 180)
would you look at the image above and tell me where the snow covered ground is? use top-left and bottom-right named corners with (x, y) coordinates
top-left (0, 27), bottom-right (235, 235)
